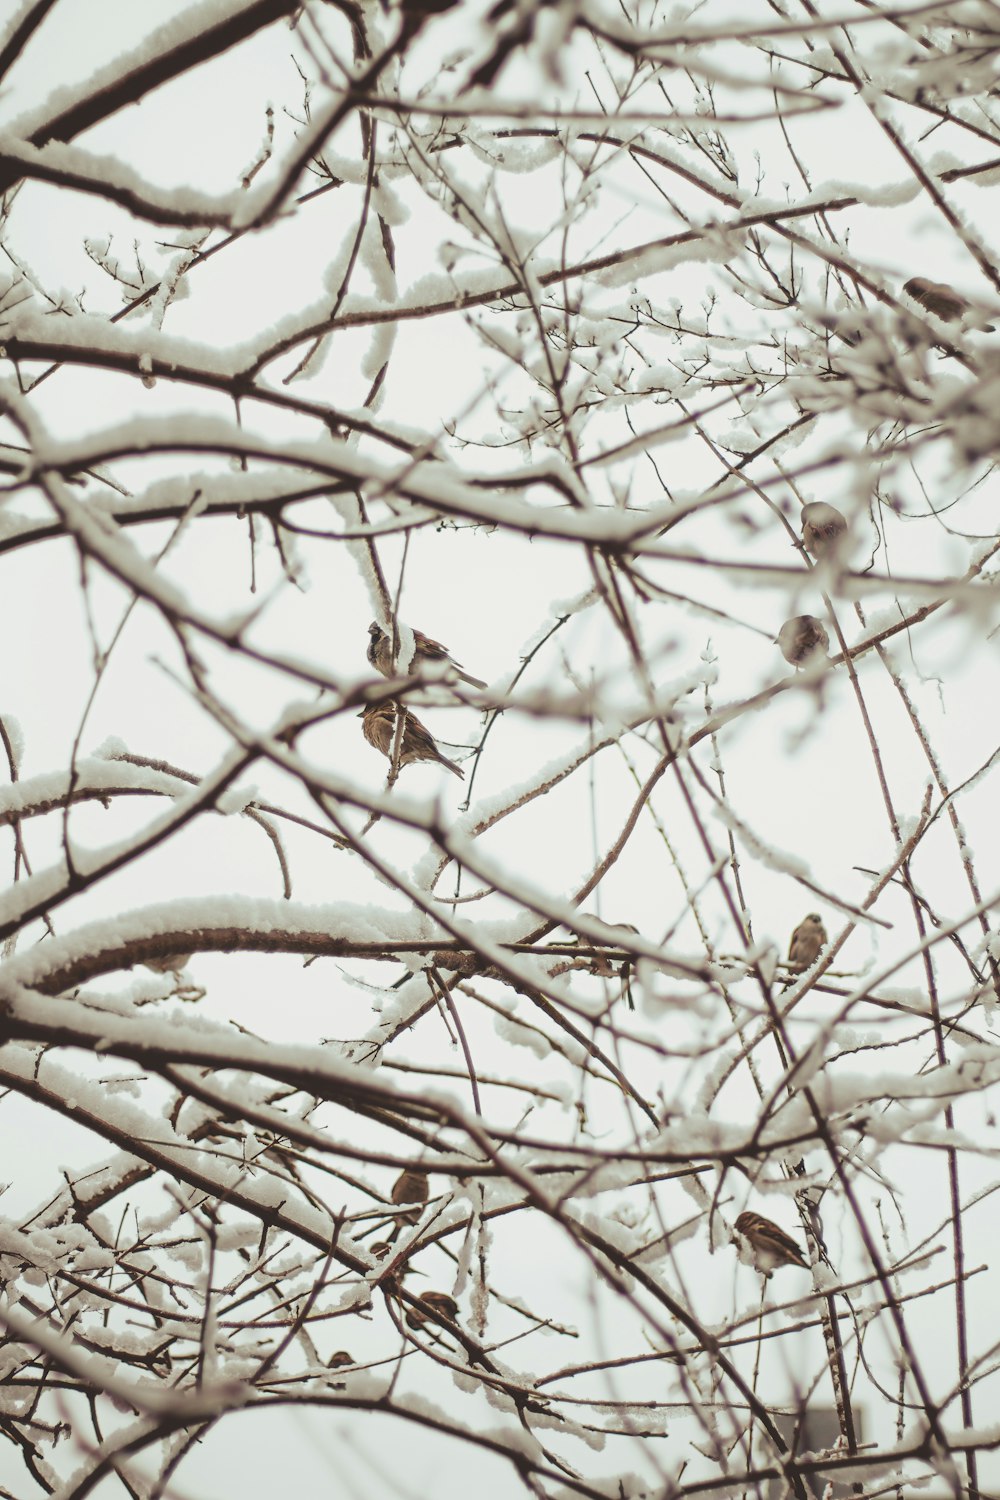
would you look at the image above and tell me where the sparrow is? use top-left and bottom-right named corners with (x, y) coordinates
top-left (776, 615), bottom-right (830, 667)
top-left (144, 952), bottom-right (194, 974)
top-left (800, 502), bottom-right (848, 561)
top-left (369, 1239), bottom-right (421, 1287)
top-left (903, 276), bottom-right (995, 332)
top-left (405, 1290), bottom-right (459, 1328)
top-left (735, 1210), bottom-right (808, 1275)
top-left (360, 701), bottom-right (464, 778)
top-left (367, 622), bottom-right (486, 689)
top-left (391, 1169), bottom-right (429, 1224)
top-left (788, 913), bottom-right (827, 970)
top-left (572, 918), bottom-right (640, 1010)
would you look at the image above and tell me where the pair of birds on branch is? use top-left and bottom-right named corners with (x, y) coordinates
top-left (389, 1167), bottom-right (807, 1291)
top-left (735, 921), bottom-right (827, 1274)
top-left (390, 1164), bottom-right (809, 1280)
top-left (360, 622), bottom-right (485, 779)
top-left (389, 1141), bottom-right (809, 1289)
top-left (779, 279), bottom-right (993, 659)
top-left (779, 279), bottom-right (994, 667)
top-left (382, 1169), bottom-right (460, 1328)
top-left (737, 916), bottom-right (829, 1274)
top-left (734, 924), bottom-right (827, 1278)
top-left (774, 501), bottom-right (849, 669)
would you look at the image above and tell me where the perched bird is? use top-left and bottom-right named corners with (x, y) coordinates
top-left (369, 1239), bottom-right (423, 1289)
top-left (391, 1168), bottom-right (429, 1225)
top-left (369, 1239), bottom-right (408, 1288)
top-left (405, 1290), bottom-right (459, 1329)
top-left (776, 615), bottom-right (830, 668)
top-left (572, 918), bottom-right (640, 1010)
top-left (800, 502), bottom-right (848, 561)
top-left (144, 952), bottom-right (194, 974)
top-left (367, 622), bottom-right (486, 689)
top-left (788, 913), bottom-right (827, 970)
top-left (328, 1350), bottom-right (354, 1368)
top-left (735, 1210), bottom-right (808, 1276)
top-left (360, 701), bottom-right (464, 778)
top-left (904, 276), bottom-right (995, 332)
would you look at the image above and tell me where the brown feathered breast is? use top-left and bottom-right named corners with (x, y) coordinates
top-left (776, 615), bottom-right (830, 667)
top-left (360, 702), bottom-right (464, 778)
top-left (391, 1169), bottom-right (429, 1219)
top-left (787, 913), bottom-right (827, 969)
top-left (800, 502), bottom-right (848, 561)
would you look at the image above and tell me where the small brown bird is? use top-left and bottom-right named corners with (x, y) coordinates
top-left (573, 918), bottom-right (640, 1010)
top-left (801, 502), bottom-right (848, 561)
top-left (735, 1210), bottom-right (808, 1275)
top-left (788, 913), bottom-right (827, 970)
top-left (367, 622), bottom-right (486, 689)
top-left (904, 276), bottom-right (995, 332)
top-left (369, 1239), bottom-right (418, 1289)
top-left (405, 1290), bottom-right (459, 1329)
top-left (328, 1350), bottom-right (354, 1368)
top-left (144, 952), bottom-right (194, 974)
top-left (360, 701), bottom-right (464, 778)
top-left (776, 615), bottom-right (830, 667)
top-left (391, 1169), bottom-right (429, 1225)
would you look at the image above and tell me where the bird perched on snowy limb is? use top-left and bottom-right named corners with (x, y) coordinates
top-left (800, 502), bottom-right (848, 561)
top-left (787, 913), bottom-right (828, 971)
top-left (903, 276), bottom-right (995, 332)
top-left (368, 621), bottom-right (486, 689)
top-left (572, 917), bottom-right (640, 1010)
top-left (776, 615), bottom-right (830, 668)
top-left (369, 1239), bottom-right (422, 1289)
top-left (360, 701), bottom-right (464, 778)
top-left (390, 1168), bottom-right (429, 1228)
top-left (405, 1290), bottom-right (459, 1329)
top-left (735, 1210), bottom-right (809, 1276)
